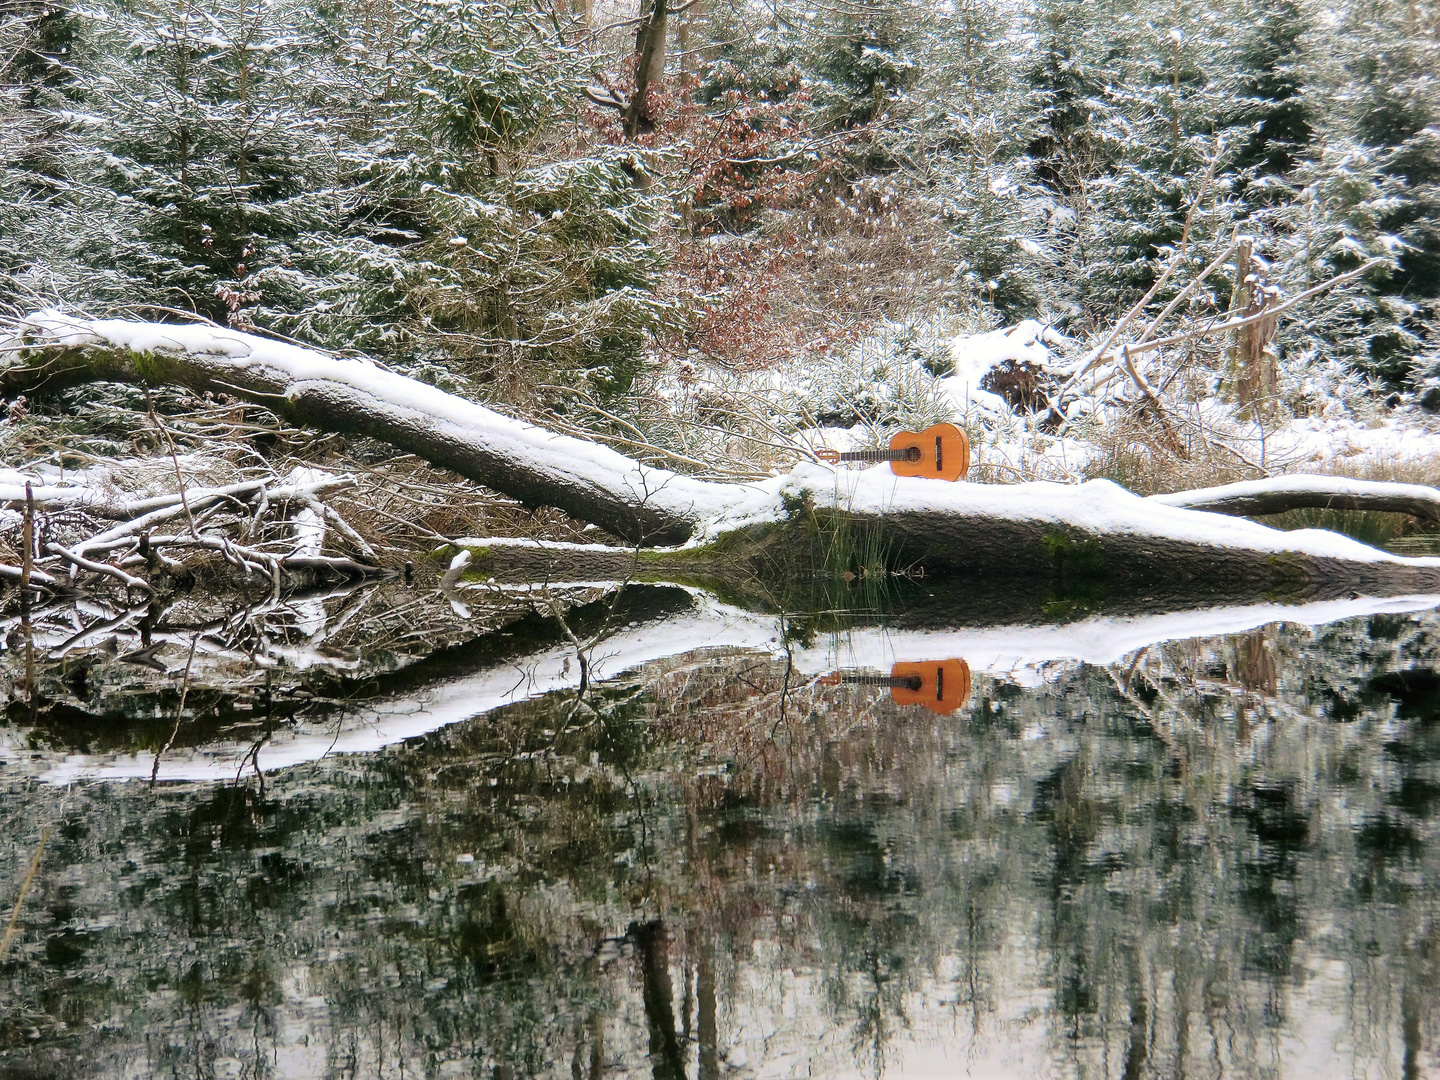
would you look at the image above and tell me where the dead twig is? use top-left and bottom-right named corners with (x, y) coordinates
top-left (46, 542), bottom-right (152, 592)
top-left (0, 827), bottom-right (51, 962)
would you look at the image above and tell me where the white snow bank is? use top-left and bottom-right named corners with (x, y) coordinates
top-left (945, 319), bottom-right (1068, 400)
top-left (23, 588), bottom-right (1440, 784)
top-left (1267, 414), bottom-right (1440, 469)
top-left (940, 319), bottom-right (1069, 432)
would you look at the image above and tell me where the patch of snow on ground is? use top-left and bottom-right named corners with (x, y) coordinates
top-left (1267, 414), bottom-right (1440, 471)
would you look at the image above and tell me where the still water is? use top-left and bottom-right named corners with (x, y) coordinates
top-left (1, 584), bottom-right (1439, 1078)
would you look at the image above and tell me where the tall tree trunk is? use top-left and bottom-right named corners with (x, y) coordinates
top-left (623, 0), bottom-right (667, 137)
top-left (677, 0), bottom-right (701, 78)
top-left (1228, 239), bottom-right (1278, 409)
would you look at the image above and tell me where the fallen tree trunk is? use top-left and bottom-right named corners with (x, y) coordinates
top-left (1, 312), bottom-right (727, 545)
top-left (4, 311), bottom-right (1440, 597)
top-left (1151, 475), bottom-right (1440, 522)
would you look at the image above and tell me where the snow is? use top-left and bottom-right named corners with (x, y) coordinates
top-left (1152, 473), bottom-right (1440, 510)
top-left (25, 587), bottom-right (1440, 784)
top-left (1265, 414), bottom-right (1440, 468)
top-left (942, 319), bottom-right (1069, 411)
top-left (10, 310), bottom-right (749, 531)
top-left (0, 470), bottom-right (101, 508)
top-left (448, 537), bottom-right (641, 553)
top-left (11, 312), bottom-right (1439, 573)
top-left (696, 461), bottom-right (1440, 566)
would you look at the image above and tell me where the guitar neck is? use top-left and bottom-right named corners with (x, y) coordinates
top-left (836, 448), bottom-right (921, 464)
top-left (835, 673), bottom-right (924, 691)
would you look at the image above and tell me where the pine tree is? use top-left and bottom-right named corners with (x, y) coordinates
top-left (902, 0), bottom-right (1044, 318)
top-left (1341, 0), bottom-right (1440, 395)
top-left (1087, 6), bottom-right (1243, 307)
top-left (0, 1), bottom-right (80, 303)
top-left (1262, 0), bottom-right (1439, 394)
top-left (1227, 0), bottom-right (1314, 205)
top-left (343, 0), bottom-right (676, 396)
top-left (1024, 0), bottom-right (1110, 199)
top-left (34, 0), bottom-right (357, 330)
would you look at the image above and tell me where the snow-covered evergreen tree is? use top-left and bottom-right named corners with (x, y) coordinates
top-left (1332, 0), bottom-right (1440, 394)
top-left (34, 0), bottom-right (356, 328)
top-left (1228, 0), bottom-right (1314, 201)
top-left (905, 0), bottom-right (1044, 319)
top-left (350, 0), bottom-right (675, 395)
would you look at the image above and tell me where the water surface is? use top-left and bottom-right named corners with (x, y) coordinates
top-left (1, 587), bottom-right (1438, 1079)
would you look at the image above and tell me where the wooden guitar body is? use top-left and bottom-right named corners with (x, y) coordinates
top-left (818, 658), bottom-right (972, 715)
top-left (890, 659), bottom-right (972, 714)
top-left (814, 422), bottom-right (970, 481)
top-left (887, 423), bottom-right (970, 481)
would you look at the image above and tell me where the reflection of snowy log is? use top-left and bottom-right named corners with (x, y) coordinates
top-left (5, 312), bottom-right (1440, 593)
top-left (24, 585), bottom-right (1440, 783)
top-left (1153, 475), bottom-right (1440, 522)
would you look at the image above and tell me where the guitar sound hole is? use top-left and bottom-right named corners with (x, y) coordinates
top-left (905, 447), bottom-right (921, 462)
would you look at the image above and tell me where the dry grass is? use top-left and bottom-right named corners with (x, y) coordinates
top-left (318, 451), bottom-right (604, 556)
top-left (1306, 454), bottom-right (1440, 489)
top-left (1078, 412), bottom-right (1260, 495)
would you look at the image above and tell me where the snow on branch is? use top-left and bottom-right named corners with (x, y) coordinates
top-left (1152, 475), bottom-right (1440, 522)
top-left (1, 310), bottom-right (739, 545)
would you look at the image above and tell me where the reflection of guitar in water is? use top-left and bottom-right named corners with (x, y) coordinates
top-left (819, 659), bottom-right (972, 715)
top-left (814, 423), bottom-right (970, 482)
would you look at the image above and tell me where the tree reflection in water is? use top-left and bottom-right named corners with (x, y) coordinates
top-left (0, 597), bottom-right (1438, 1078)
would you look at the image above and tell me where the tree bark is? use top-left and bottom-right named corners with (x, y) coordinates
top-left (623, 0), bottom-right (667, 137)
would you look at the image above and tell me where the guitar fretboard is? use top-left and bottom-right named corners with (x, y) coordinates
top-left (836, 673), bottom-right (925, 691)
top-left (837, 447), bottom-right (923, 464)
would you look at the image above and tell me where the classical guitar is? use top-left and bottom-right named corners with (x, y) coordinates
top-left (819, 659), bottom-right (972, 715)
top-left (813, 423), bottom-right (970, 481)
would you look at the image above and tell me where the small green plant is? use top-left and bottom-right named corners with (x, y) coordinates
top-left (1042, 529), bottom-right (1107, 580)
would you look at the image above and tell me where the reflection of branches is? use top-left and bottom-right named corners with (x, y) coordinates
top-left (151, 634), bottom-right (198, 785)
top-left (0, 825), bottom-right (50, 961)
top-left (236, 729), bottom-right (272, 796)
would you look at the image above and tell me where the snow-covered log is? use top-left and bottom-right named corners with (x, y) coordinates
top-left (1, 312), bottom-right (725, 545)
top-left (4, 312), bottom-right (1440, 597)
top-left (1151, 475), bottom-right (1440, 522)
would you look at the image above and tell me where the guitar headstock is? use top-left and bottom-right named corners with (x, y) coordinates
top-left (814, 448), bottom-right (841, 464)
top-left (817, 672), bottom-right (842, 686)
